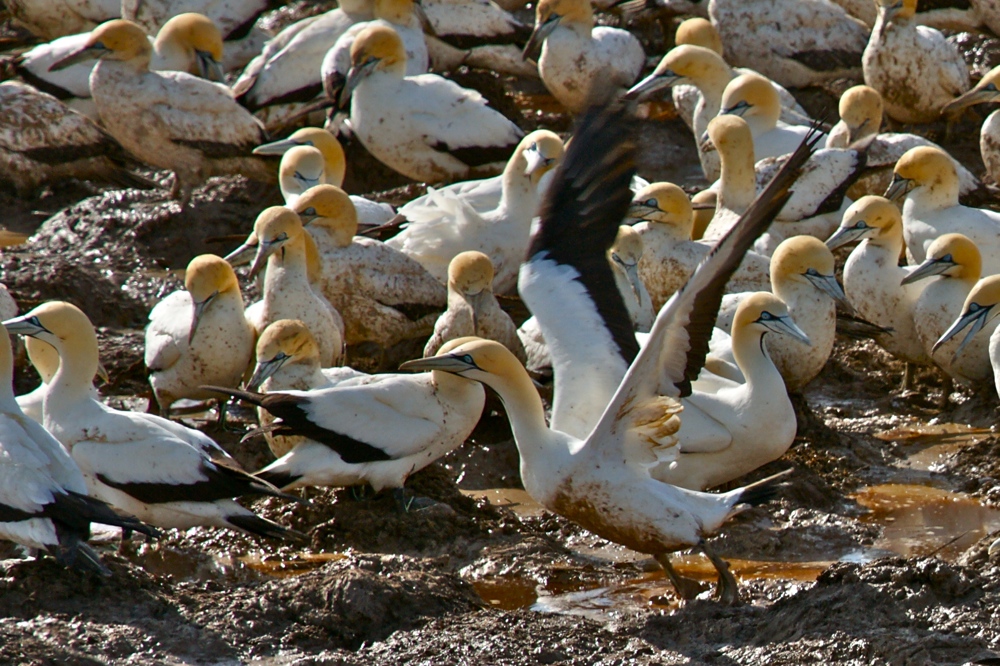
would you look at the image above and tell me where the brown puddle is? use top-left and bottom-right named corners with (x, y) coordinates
top-left (875, 422), bottom-right (992, 472)
top-left (238, 552), bottom-right (347, 578)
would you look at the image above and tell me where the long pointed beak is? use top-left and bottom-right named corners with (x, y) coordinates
top-left (224, 240), bottom-right (257, 267)
top-left (627, 203), bottom-right (659, 221)
top-left (884, 175), bottom-right (912, 202)
top-left (522, 16), bottom-right (559, 61)
top-left (933, 305), bottom-right (995, 356)
top-left (825, 225), bottom-right (869, 250)
top-left (340, 59), bottom-right (378, 108)
top-left (622, 261), bottom-right (643, 302)
top-left (249, 239), bottom-right (282, 279)
top-left (805, 272), bottom-right (850, 308)
top-left (96, 361), bottom-right (111, 384)
top-left (190, 291), bottom-right (217, 343)
top-left (196, 50), bottom-right (225, 82)
top-left (900, 257), bottom-right (955, 285)
top-left (49, 44), bottom-right (102, 71)
top-left (769, 315), bottom-right (811, 346)
top-left (399, 353), bottom-right (477, 374)
top-left (624, 72), bottom-right (679, 101)
top-left (246, 354), bottom-right (289, 391)
top-left (253, 138), bottom-right (298, 156)
top-left (943, 87), bottom-right (999, 114)
top-left (2, 314), bottom-right (49, 338)
top-left (523, 148), bottom-right (548, 176)
top-left (846, 119), bottom-right (870, 146)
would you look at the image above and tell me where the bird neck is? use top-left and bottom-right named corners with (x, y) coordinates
top-left (479, 368), bottom-right (552, 457)
top-left (690, 61), bottom-right (733, 111)
top-left (717, 145), bottom-right (756, 213)
top-left (908, 179), bottom-right (959, 211)
top-left (265, 238), bottom-right (308, 286)
top-left (731, 326), bottom-right (778, 388)
top-left (49, 335), bottom-right (100, 404)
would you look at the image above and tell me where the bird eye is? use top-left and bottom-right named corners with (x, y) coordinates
top-left (29, 316), bottom-right (42, 327)
top-left (302, 207), bottom-right (317, 216)
top-left (969, 303), bottom-right (982, 313)
top-left (462, 354), bottom-right (475, 364)
top-left (805, 268), bottom-right (820, 276)
top-left (854, 221), bottom-right (868, 229)
top-left (644, 198), bottom-right (658, 207)
top-left (941, 254), bottom-right (953, 262)
top-left (988, 83), bottom-right (998, 92)
top-left (759, 311), bottom-right (774, 321)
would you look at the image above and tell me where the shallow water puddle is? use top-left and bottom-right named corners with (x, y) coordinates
top-left (852, 483), bottom-right (1000, 559)
top-left (874, 422), bottom-right (992, 472)
top-left (238, 552), bottom-right (347, 578)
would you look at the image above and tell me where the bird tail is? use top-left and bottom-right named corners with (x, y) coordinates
top-left (201, 385), bottom-right (266, 407)
top-left (731, 468), bottom-right (794, 509)
top-left (226, 513), bottom-right (308, 543)
top-left (253, 467), bottom-right (303, 492)
top-left (52, 534), bottom-right (111, 577)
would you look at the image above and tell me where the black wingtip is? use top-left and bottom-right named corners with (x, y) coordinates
top-left (201, 385), bottom-right (265, 406)
top-left (736, 468), bottom-right (794, 507)
top-left (254, 468), bottom-right (302, 492)
top-left (226, 514), bottom-right (308, 543)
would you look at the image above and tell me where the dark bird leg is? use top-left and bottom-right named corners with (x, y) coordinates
top-left (653, 553), bottom-right (708, 600)
top-left (701, 540), bottom-right (741, 606)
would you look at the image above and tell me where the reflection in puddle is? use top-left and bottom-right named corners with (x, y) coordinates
top-left (853, 484), bottom-right (1000, 559)
top-left (238, 552), bottom-right (347, 578)
top-left (875, 422), bottom-right (992, 472)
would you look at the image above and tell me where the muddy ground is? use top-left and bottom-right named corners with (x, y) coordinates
top-left (7, 2), bottom-right (1000, 665)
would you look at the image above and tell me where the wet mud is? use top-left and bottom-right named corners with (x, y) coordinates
top-left (7, 6), bottom-right (1000, 666)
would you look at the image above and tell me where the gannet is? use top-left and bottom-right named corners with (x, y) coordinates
top-left (237, 206), bottom-right (345, 368)
top-left (700, 115), bottom-right (859, 252)
top-left (232, 0), bottom-right (374, 112)
top-left (901, 233), bottom-right (992, 385)
top-left (885, 146), bottom-right (1000, 274)
top-left (425, 251), bottom-right (526, 362)
top-left (3, 303), bottom-right (302, 540)
top-left (49, 19), bottom-right (273, 208)
top-left (402, 104), bottom-right (808, 604)
top-left (609, 226), bottom-right (655, 333)
top-left (386, 130), bottom-right (564, 292)
top-left (0, 322), bottom-right (158, 574)
top-left (829, 85), bottom-right (980, 198)
top-left (712, 236), bottom-right (847, 392)
top-left (0, 81), bottom-right (154, 196)
top-left (14, 12), bottom-right (226, 121)
top-left (717, 73), bottom-right (823, 162)
top-left (708, 0), bottom-right (868, 88)
top-left (933, 275), bottom-right (1000, 400)
top-left (290, 185), bottom-right (445, 350)
top-left (632, 182), bottom-right (771, 311)
top-left (276, 145), bottom-right (326, 208)
top-left (5, 0), bottom-right (118, 40)
top-left (253, 127), bottom-right (396, 226)
top-left (826, 195), bottom-right (931, 388)
top-left (206, 336), bottom-right (485, 493)
top-left (522, 0), bottom-right (643, 114)
top-left (121, 0), bottom-right (270, 43)
top-left (942, 66), bottom-right (1000, 187)
top-left (246, 319), bottom-right (369, 460)
top-left (342, 25), bottom-right (523, 182)
top-left (862, 0), bottom-right (970, 124)
top-left (17, 334), bottom-right (109, 426)
top-left (145, 255), bottom-right (255, 419)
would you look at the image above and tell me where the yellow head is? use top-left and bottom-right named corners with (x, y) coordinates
top-left (247, 319), bottom-right (321, 389)
top-left (50, 19), bottom-right (152, 70)
top-left (293, 184), bottom-right (358, 246)
top-left (285, 128), bottom-right (347, 187)
top-left (535, 0), bottom-right (593, 27)
top-left (675, 18), bottom-right (722, 55)
top-left (185, 254), bottom-right (240, 302)
top-left (515, 130), bottom-right (564, 185)
top-left (878, 0), bottom-right (917, 22)
top-left (826, 195), bottom-right (902, 249)
top-left (838, 85), bottom-right (883, 142)
top-left (610, 225), bottom-right (644, 266)
top-left (659, 45), bottom-right (726, 84)
top-left (250, 207), bottom-right (305, 277)
top-left (25, 337), bottom-right (60, 385)
top-left (943, 65), bottom-right (1000, 113)
top-left (349, 24), bottom-right (407, 75)
top-left (963, 275), bottom-right (1000, 312)
top-left (732, 292), bottom-right (810, 345)
top-left (704, 114), bottom-right (753, 157)
top-left (155, 12), bottom-right (223, 76)
top-left (4, 301), bottom-right (99, 373)
top-left (449, 251), bottom-right (495, 296)
top-left (903, 233), bottom-right (981, 285)
top-left (771, 236), bottom-right (848, 305)
top-left (629, 182), bottom-right (693, 234)
top-left (400, 337), bottom-right (527, 389)
top-left (690, 189), bottom-right (716, 240)
top-left (720, 72), bottom-right (781, 129)
top-left (886, 146), bottom-right (957, 201)
top-left (280, 146), bottom-right (326, 196)
top-left (933, 274), bottom-right (1000, 353)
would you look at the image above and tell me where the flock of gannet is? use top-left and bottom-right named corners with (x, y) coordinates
top-left (3, 0), bottom-right (1000, 609)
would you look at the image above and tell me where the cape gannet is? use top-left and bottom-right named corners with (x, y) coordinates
top-left (942, 66), bottom-right (1000, 187)
top-left (425, 251), bottom-right (526, 362)
top-left (245, 319), bottom-right (369, 460)
top-left (708, 0), bottom-right (868, 88)
top-left (829, 85), bottom-right (980, 199)
top-left (933, 275), bottom-right (1000, 400)
top-left (121, 0), bottom-right (270, 45)
top-left (235, 206), bottom-right (346, 368)
top-left (522, 0), bottom-right (644, 114)
top-left (631, 182), bottom-right (771, 312)
top-left (3, 303), bottom-right (302, 540)
top-left (18, 338), bottom-right (107, 426)
top-left (387, 130), bottom-right (564, 292)
top-left (232, 0), bottom-right (374, 112)
top-left (717, 73), bottom-right (823, 162)
top-left (885, 146), bottom-right (1000, 274)
top-left (49, 19), bottom-right (273, 208)
top-left (253, 127), bottom-right (396, 226)
top-left (342, 25), bottom-right (523, 182)
top-left (403, 103), bottom-right (807, 603)
top-left (712, 236), bottom-right (847, 392)
top-left (863, 0), bottom-right (970, 124)
top-left (145, 255), bottom-right (255, 419)
top-left (826, 195), bottom-right (931, 388)
top-left (609, 225), bottom-right (655, 333)
top-left (0, 81), bottom-right (154, 196)
top-left (276, 145), bottom-right (326, 208)
top-left (290, 185), bottom-right (445, 350)
top-left (902, 233), bottom-right (992, 386)
top-left (206, 336), bottom-right (485, 493)
top-left (0, 323), bottom-right (157, 574)
top-left (14, 12), bottom-right (226, 121)
top-left (5, 0), bottom-right (118, 40)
